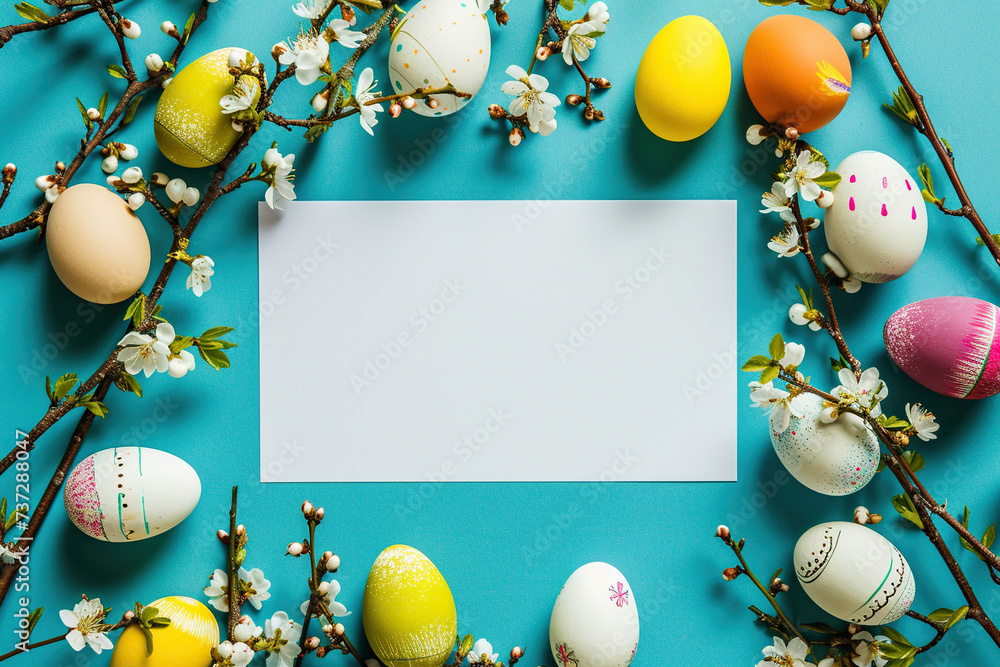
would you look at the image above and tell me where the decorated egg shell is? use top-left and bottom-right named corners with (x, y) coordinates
top-left (743, 14), bottom-right (851, 134)
top-left (46, 183), bottom-right (150, 305)
top-left (824, 151), bottom-right (928, 283)
top-left (63, 447), bottom-right (201, 542)
top-left (794, 521), bottom-right (916, 625)
top-left (388, 0), bottom-right (491, 117)
top-left (550, 562), bottom-right (639, 667)
top-left (110, 596), bottom-right (218, 667)
top-left (634, 15), bottom-right (731, 142)
top-left (363, 545), bottom-right (457, 667)
top-left (155, 47), bottom-right (257, 167)
top-left (770, 392), bottom-right (879, 496)
top-left (885, 296), bottom-right (1000, 399)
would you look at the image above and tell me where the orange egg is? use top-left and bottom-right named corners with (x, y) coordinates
top-left (743, 14), bottom-right (851, 134)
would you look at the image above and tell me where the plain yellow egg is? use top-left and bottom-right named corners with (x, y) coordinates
top-left (109, 596), bottom-right (218, 667)
top-left (46, 183), bottom-right (150, 304)
top-left (634, 15), bottom-right (731, 142)
top-left (363, 545), bottom-right (457, 667)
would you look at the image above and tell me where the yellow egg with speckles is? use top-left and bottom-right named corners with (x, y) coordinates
top-left (363, 545), bottom-right (457, 667)
top-left (154, 48), bottom-right (258, 168)
top-left (109, 596), bottom-right (218, 667)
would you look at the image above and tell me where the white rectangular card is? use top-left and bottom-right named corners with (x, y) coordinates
top-left (258, 200), bottom-right (737, 482)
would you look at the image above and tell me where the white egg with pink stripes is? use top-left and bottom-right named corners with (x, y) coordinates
top-left (824, 150), bottom-right (928, 283)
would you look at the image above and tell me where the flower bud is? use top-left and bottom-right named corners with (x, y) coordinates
top-left (55, 161), bottom-right (65, 172)
top-left (87, 107), bottom-right (101, 121)
top-left (305, 636), bottom-right (321, 650)
top-left (389, 103), bottom-right (402, 118)
top-left (106, 175), bottom-right (120, 187)
top-left (822, 252), bottom-right (849, 279)
top-left (565, 94), bottom-right (583, 106)
top-left (120, 19), bottom-right (141, 39)
top-left (715, 525), bottom-right (730, 540)
top-left (182, 187), bottom-right (200, 207)
top-left (488, 103), bottom-right (506, 119)
top-left (2, 163), bottom-right (15, 183)
top-left (722, 566), bottom-right (743, 581)
top-left (237, 524), bottom-right (246, 536)
top-left (426, 97), bottom-right (439, 109)
top-left (302, 500), bottom-right (315, 516)
top-left (816, 190), bottom-right (834, 209)
top-left (168, 356), bottom-right (190, 378)
top-left (592, 77), bottom-right (611, 89)
top-left (228, 48), bottom-right (250, 68)
top-left (217, 529), bottom-right (230, 544)
top-left (145, 53), bottom-right (164, 71)
top-left (121, 166), bottom-right (143, 184)
top-left (272, 42), bottom-right (289, 62)
top-left (124, 610), bottom-right (135, 621)
top-left (854, 506), bottom-right (870, 525)
top-left (231, 120), bottom-right (244, 132)
top-left (314, 507), bottom-right (324, 520)
top-left (788, 303), bottom-right (810, 326)
top-left (317, 580), bottom-right (330, 595)
top-left (165, 178), bottom-right (187, 203)
top-left (584, 106), bottom-right (595, 120)
top-left (510, 647), bottom-right (523, 661)
top-left (852, 23), bottom-right (872, 41)
top-left (592, 109), bottom-right (605, 122)
top-left (34, 174), bottom-right (55, 192)
top-left (45, 187), bottom-right (60, 203)
top-left (322, 624), bottom-right (333, 635)
top-left (401, 96), bottom-right (416, 110)
top-left (536, 46), bottom-right (550, 61)
top-left (745, 124), bottom-right (766, 145)
top-left (161, 20), bottom-right (177, 36)
top-left (288, 542), bottom-right (304, 556)
top-left (508, 127), bottom-right (523, 147)
top-left (161, 77), bottom-right (173, 89)
top-left (101, 155), bottom-right (119, 174)
top-left (127, 192), bottom-right (145, 211)
top-left (334, 623), bottom-right (345, 636)
top-left (119, 143), bottom-right (138, 161)
top-left (342, 4), bottom-right (355, 24)
top-left (151, 172), bottom-right (168, 186)
top-left (326, 554), bottom-right (340, 572)
top-left (784, 126), bottom-right (799, 141)
top-left (819, 406), bottom-right (839, 424)
top-left (311, 91), bottom-right (329, 113)
top-left (263, 147), bottom-right (280, 168)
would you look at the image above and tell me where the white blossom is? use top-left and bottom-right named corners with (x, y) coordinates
top-left (852, 631), bottom-right (890, 667)
top-left (760, 182), bottom-right (797, 223)
top-left (355, 67), bottom-right (383, 136)
top-left (263, 148), bottom-right (296, 210)
top-left (278, 30), bottom-right (330, 86)
top-left (587, 1), bottom-right (609, 23)
top-left (905, 403), bottom-right (939, 441)
top-left (264, 611), bottom-right (302, 667)
top-left (167, 349), bottom-right (196, 379)
top-left (127, 192), bottom-right (145, 211)
top-left (789, 303), bottom-right (822, 331)
top-left (218, 640), bottom-right (255, 667)
top-left (768, 224), bottom-right (801, 258)
top-left (220, 78), bottom-right (259, 115)
top-left (749, 381), bottom-right (803, 433)
top-left (746, 124), bottom-right (766, 145)
top-left (145, 53), bottom-right (164, 71)
top-left (779, 342), bottom-right (805, 369)
top-left (60, 598), bottom-right (113, 654)
top-left (835, 367), bottom-right (888, 417)
top-left (234, 616), bottom-right (263, 643)
top-left (561, 20), bottom-right (605, 65)
top-left (467, 639), bottom-right (499, 665)
top-left (755, 637), bottom-right (811, 667)
top-left (205, 567), bottom-right (272, 612)
top-left (327, 18), bottom-right (364, 48)
top-left (783, 150), bottom-right (826, 202)
top-left (292, 0), bottom-right (329, 19)
top-left (501, 65), bottom-right (560, 135)
top-left (120, 19), bottom-right (140, 39)
top-left (299, 578), bottom-right (350, 617)
top-left (117, 322), bottom-right (175, 377)
top-left (187, 255), bottom-right (215, 297)
top-left (165, 178), bottom-right (187, 203)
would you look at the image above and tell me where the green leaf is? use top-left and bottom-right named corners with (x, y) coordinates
top-left (198, 346), bottom-right (231, 371)
top-left (14, 2), bottom-right (49, 23)
top-left (107, 64), bottom-right (128, 79)
top-left (879, 625), bottom-right (913, 648)
top-left (75, 96), bottom-right (93, 131)
top-left (928, 605), bottom-right (969, 630)
top-left (877, 454), bottom-right (887, 473)
top-left (25, 607), bottom-right (42, 638)
top-left (97, 91), bottom-right (109, 117)
top-left (558, 0), bottom-right (574, 8)
top-left (148, 617), bottom-right (171, 626)
top-left (124, 294), bottom-right (146, 329)
top-left (757, 0), bottom-right (796, 5)
top-left (200, 326), bottom-right (234, 341)
top-left (79, 398), bottom-right (109, 419)
top-left (804, 0), bottom-right (835, 9)
top-left (142, 625), bottom-right (154, 656)
top-left (52, 373), bottom-right (78, 402)
top-left (5, 510), bottom-right (18, 532)
top-left (877, 414), bottom-right (910, 431)
top-left (114, 372), bottom-right (143, 398)
top-left (768, 333), bottom-right (785, 361)
top-left (891, 493), bottom-right (924, 529)
top-left (235, 547), bottom-right (247, 567)
top-left (794, 284), bottom-right (814, 310)
top-left (984, 523), bottom-right (996, 550)
top-left (759, 365), bottom-right (780, 384)
top-left (169, 336), bottom-right (196, 355)
top-left (122, 94), bottom-right (143, 125)
top-left (901, 450), bottom-right (925, 472)
top-left (800, 621), bottom-right (838, 634)
top-left (812, 172), bottom-right (842, 189)
top-left (830, 353), bottom-right (849, 373)
top-left (44, 376), bottom-right (54, 403)
top-left (181, 11), bottom-right (196, 44)
top-left (742, 355), bottom-right (774, 373)
top-left (960, 506), bottom-right (984, 559)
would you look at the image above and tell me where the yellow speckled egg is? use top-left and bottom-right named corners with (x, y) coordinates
top-left (110, 596), bottom-right (218, 667)
top-left (363, 545), bottom-right (457, 667)
top-left (634, 15), bottom-right (731, 142)
top-left (154, 47), bottom-right (257, 167)
top-left (46, 183), bottom-right (150, 304)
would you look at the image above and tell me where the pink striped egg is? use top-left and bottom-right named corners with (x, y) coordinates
top-left (824, 151), bottom-right (927, 283)
top-left (884, 296), bottom-right (1000, 399)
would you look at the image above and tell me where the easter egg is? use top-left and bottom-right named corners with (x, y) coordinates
top-left (155, 48), bottom-right (257, 167)
top-left (824, 151), bottom-right (928, 283)
top-left (46, 183), bottom-right (150, 304)
top-left (363, 545), bottom-right (457, 667)
top-left (743, 15), bottom-right (851, 133)
top-left (794, 522), bottom-right (915, 625)
top-left (770, 393), bottom-right (880, 496)
top-left (550, 562), bottom-right (639, 667)
top-left (387, 0), bottom-right (491, 117)
top-left (63, 447), bottom-right (201, 542)
top-left (634, 15), bottom-right (731, 142)
top-left (884, 296), bottom-right (1000, 399)
top-left (110, 596), bottom-right (218, 667)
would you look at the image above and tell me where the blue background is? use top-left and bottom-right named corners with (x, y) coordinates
top-left (1, 0), bottom-right (999, 664)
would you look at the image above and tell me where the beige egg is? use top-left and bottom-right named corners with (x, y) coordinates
top-left (46, 183), bottom-right (150, 304)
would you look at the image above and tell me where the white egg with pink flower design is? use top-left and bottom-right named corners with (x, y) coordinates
top-left (823, 150), bottom-right (928, 283)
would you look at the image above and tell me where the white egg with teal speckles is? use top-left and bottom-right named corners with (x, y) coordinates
top-left (795, 521), bottom-right (916, 625)
top-left (770, 393), bottom-right (879, 495)
top-left (387, 0), bottom-right (491, 117)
